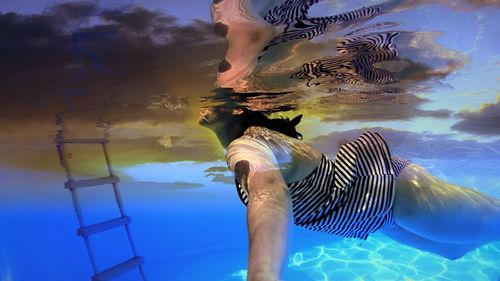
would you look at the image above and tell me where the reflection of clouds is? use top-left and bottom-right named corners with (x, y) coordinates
top-left (452, 95), bottom-right (500, 135)
top-left (157, 182), bottom-right (203, 191)
top-left (389, 0), bottom-right (500, 12)
top-left (312, 93), bottom-right (451, 122)
top-left (0, 2), bottom-right (222, 130)
top-left (205, 173), bottom-right (234, 184)
top-left (0, 115), bottom-right (224, 172)
top-left (204, 165), bottom-right (234, 185)
top-left (204, 166), bottom-right (229, 173)
top-left (402, 32), bottom-right (467, 82)
top-left (152, 135), bottom-right (173, 150)
top-left (0, 3), bottom-right (223, 171)
top-left (146, 94), bottom-right (188, 111)
top-left (245, 28), bottom-right (467, 98)
top-left (309, 127), bottom-right (500, 161)
top-left (120, 160), bottom-right (227, 185)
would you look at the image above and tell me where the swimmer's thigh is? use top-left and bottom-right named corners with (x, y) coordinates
top-left (391, 164), bottom-right (500, 244)
top-left (380, 225), bottom-right (480, 259)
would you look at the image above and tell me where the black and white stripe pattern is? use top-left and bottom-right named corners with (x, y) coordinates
top-left (235, 132), bottom-right (411, 239)
top-left (336, 32), bottom-right (399, 54)
top-left (391, 156), bottom-right (412, 177)
top-left (291, 32), bottom-right (400, 86)
top-left (261, 2), bottom-right (384, 53)
top-left (264, 0), bottom-right (320, 26)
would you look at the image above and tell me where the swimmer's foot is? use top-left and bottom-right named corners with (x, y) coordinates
top-left (211, 0), bottom-right (278, 90)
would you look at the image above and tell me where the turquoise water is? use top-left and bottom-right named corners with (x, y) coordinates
top-left (1, 0), bottom-right (500, 280)
top-left (285, 238), bottom-right (500, 281)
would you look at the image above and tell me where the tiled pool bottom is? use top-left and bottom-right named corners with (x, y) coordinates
top-left (228, 235), bottom-right (500, 281)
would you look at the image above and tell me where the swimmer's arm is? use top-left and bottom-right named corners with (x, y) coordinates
top-left (235, 161), bottom-right (292, 281)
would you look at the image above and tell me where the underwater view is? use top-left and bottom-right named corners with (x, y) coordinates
top-left (1, 0), bottom-right (500, 280)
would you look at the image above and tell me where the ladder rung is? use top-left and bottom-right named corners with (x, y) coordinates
top-left (55, 138), bottom-right (108, 144)
top-left (92, 256), bottom-right (144, 281)
top-left (65, 176), bottom-right (119, 189)
top-left (78, 216), bottom-right (131, 237)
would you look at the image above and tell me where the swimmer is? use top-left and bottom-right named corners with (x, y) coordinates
top-left (199, 106), bottom-right (500, 281)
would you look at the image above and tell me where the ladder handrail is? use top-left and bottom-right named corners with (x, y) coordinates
top-left (56, 114), bottom-right (147, 281)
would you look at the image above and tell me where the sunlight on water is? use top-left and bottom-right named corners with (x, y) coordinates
top-left (287, 236), bottom-right (500, 281)
top-left (227, 238), bottom-right (500, 281)
top-left (230, 269), bottom-right (248, 281)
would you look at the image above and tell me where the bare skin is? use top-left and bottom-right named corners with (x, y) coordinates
top-left (229, 127), bottom-right (500, 280)
top-left (227, 126), bottom-right (320, 281)
top-left (199, 110), bottom-right (500, 280)
top-left (388, 164), bottom-right (500, 245)
top-left (211, 0), bottom-right (278, 90)
top-left (205, 2), bottom-right (499, 280)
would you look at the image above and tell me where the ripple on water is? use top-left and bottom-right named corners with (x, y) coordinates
top-left (287, 236), bottom-right (500, 281)
top-left (370, 268), bottom-right (400, 281)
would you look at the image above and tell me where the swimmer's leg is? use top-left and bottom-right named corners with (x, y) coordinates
top-left (392, 164), bottom-right (500, 244)
top-left (211, 0), bottom-right (278, 89)
top-left (380, 224), bottom-right (481, 259)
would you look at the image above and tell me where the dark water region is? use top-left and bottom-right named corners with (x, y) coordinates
top-left (1, 0), bottom-right (500, 280)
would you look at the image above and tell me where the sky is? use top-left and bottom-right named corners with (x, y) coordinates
top-left (0, 0), bottom-right (499, 183)
top-left (0, 0), bottom-right (212, 23)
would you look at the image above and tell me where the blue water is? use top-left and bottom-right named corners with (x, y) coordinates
top-left (1, 160), bottom-right (499, 281)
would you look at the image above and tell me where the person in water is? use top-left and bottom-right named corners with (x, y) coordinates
top-left (199, 106), bottom-right (500, 281)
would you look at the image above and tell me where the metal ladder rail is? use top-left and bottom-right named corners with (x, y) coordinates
top-left (102, 141), bottom-right (147, 280)
top-left (56, 136), bottom-right (101, 275)
top-left (55, 134), bottom-right (147, 281)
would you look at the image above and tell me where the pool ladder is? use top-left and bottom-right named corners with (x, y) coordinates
top-left (55, 130), bottom-right (147, 281)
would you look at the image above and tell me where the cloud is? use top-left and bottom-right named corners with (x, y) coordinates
top-left (461, 0), bottom-right (500, 8)
top-left (387, 0), bottom-right (500, 12)
top-left (204, 165), bottom-right (234, 185)
top-left (273, 30), bottom-right (466, 123)
top-left (0, 1), bottom-right (483, 174)
top-left (224, 32), bottom-right (459, 121)
top-left (310, 92), bottom-right (451, 122)
top-left (0, 3), bottom-right (226, 170)
top-left (308, 127), bottom-right (500, 161)
top-left (0, 3), bottom-right (223, 125)
top-left (452, 95), bottom-right (500, 135)
top-left (204, 166), bottom-right (229, 173)
top-left (139, 181), bottom-right (203, 190)
top-left (226, 31), bottom-right (466, 133)
top-left (206, 173), bottom-right (235, 185)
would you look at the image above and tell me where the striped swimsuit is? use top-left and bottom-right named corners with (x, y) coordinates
top-left (235, 131), bottom-right (411, 240)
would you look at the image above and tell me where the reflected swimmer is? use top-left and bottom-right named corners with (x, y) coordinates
top-left (211, 0), bottom-right (396, 89)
